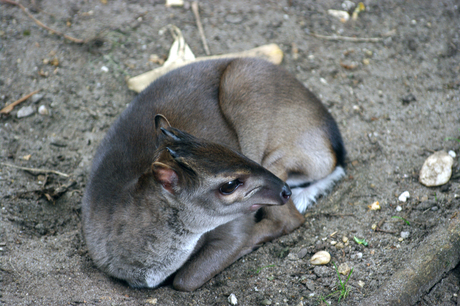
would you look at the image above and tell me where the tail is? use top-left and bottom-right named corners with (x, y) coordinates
top-left (287, 166), bottom-right (345, 214)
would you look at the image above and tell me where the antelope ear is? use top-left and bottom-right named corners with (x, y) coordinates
top-left (154, 114), bottom-right (171, 131)
top-left (152, 162), bottom-right (178, 194)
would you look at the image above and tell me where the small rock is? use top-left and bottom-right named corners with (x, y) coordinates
top-left (327, 9), bottom-right (350, 22)
top-left (310, 251), bottom-right (331, 265)
top-left (260, 299), bottom-right (272, 305)
top-left (358, 280), bottom-right (365, 288)
top-left (431, 206), bottom-right (439, 211)
top-left (31, 93), bottom-right (44, 104)
top-left (356, 252), bottom-right (363, 259)
top-left (287, 252), bottom-right (299, 261)
top-left (342, 236), bottom-right (349, 244)
top-left (101, 66), bottom-right (109, 72)
top-left (448, 150), bottom-right (456, 158)
top-left (335, 242), bottom-right (344, 249)
top-left (49, 137), bottom-right (67, 147)
top-left (337, 263), bottom-right (351, 275)
top-left (400, 231), bottom-right (410, 239)
top-left (17, 105), bottom-right (35, 118)
top-left (297, 248), bottom-right (308, 259)
top-left (145, 298), bottom-right (157, 305)
top-left (396, 205), bottom-right (402, 212)
top-left (419, 151), bottom-right (454, 186)
top-left (368, 201), bottom-right (381, 210)
top-left (398, 191), bottom-right (410, 202)
top-left (38, 105), bottom-right (49, 115)
top-left (416, 200), bottom-right (435, 210)
top-left (304, 279), bottom-right (315, 291)
top-left (330, 240), bottom-right (337, 246)
top-left (228, 293), bottom-right (237, 305)
top-left (313, 266), bottom-right (333, 277)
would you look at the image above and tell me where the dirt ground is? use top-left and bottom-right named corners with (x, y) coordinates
top-left (1, 0), bottom-right (460, 305)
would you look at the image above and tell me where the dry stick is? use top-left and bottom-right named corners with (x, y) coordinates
top-left (1, 0), bottom-right (85, 44)
top-left (191, 1), bottom-right (210, 55)
top-left (0, 89), bottom-right (41, 114)
top-left (310, 33), bottom-right (384, 43)
top-left (0, 163), bottom-right (70, 178)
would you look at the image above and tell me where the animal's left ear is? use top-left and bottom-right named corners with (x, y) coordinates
top-left (151, 162), bottom-right (178, 194)
top-left (154, 114), bottom-right (171, 131)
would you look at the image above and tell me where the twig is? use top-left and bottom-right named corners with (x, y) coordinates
top-left (310, 33), bottom-right (384, 43)
top-left (191, 1), bottom-right (210, 55)
top-left (0, 89), bottom-right (41, 115)
top-left (374, 228), bottom-right (397, 234)
top-left (0, 163), bottom-right (69, 177)
top-left (1, 0), bottom-right (85, 44)
top-left (305, 212), bottom-right (356, 218)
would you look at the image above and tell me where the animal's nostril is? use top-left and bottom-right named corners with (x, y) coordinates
top-left (281, 184), bottom-right (292, 200)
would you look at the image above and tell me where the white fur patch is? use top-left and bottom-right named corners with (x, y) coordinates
top-left (290, 166), bottom-right (345, 213)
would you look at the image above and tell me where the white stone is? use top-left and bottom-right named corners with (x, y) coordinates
top-left (327, 9), bottom-right (350, 21)
top-left (419, 151), bottom-right (454, 186)
top-left (396, 205), bottom-right (402, 212)
top-left (101, 66), bottom-right (109, 72)
top-left (38, 105), bottom-right (49, 115)
top-left (228, 293), bottom-right (238, 305)
top-left (398, 191), bottom-right (410, 202)
top-left (310, 251), bottom-right (331, 265)
top-left (17, 106), bottom-right (35, 118)
top-left (401, 231), bottom-right (410, 239)
top-left (448, 150), bottom-right (456, 158)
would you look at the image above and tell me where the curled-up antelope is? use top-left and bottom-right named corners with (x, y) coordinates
top-left (82, 58), bottom-right (345, 291)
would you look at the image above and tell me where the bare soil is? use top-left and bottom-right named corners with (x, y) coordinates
top-left (1, 0), bottom-right (459, 305)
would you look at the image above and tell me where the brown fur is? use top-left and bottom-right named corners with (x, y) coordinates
top-left (82, 58), bottom-right (345, 291)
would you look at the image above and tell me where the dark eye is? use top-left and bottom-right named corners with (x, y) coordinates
top-left (219, 179), bottom-right (242, 195)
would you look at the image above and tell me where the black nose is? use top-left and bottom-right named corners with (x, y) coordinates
top-left (281, 184), bottom-right (291, 203)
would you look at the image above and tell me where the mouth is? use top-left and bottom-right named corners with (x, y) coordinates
top-left (249, 204), bottom-right (264, 212)
top-left (244, 186), bottom-right (262, 198)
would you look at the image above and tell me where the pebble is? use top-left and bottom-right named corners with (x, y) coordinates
top-left (145, 298), bottom-right (157, 305)
top-left (358, 280), bottom-right (365, 288)
top-left (416, 200), bottom-right (435, 210)
top-left (448, 150), bottom-right (456, 158)
top-left (228, 293), bottom-right (237, 305)
top-left (400, 231), bottom-right (410, 239)
top-left (313, 266), bottom-right (333, 277)
top-left (101, 66), bottom-right (109, 72)
top-left (260, 299), bottom-right (272, 305)
top-left (396, 205), bottom-right (402, 212)
top-left (335, 242), bottom-right (345, 249)
top-left (342, 236), bottom-right (349, 244)
top-left (337, 263), bottom-right (351, 275)
top-left (310, 251), bottom-right (331, 265)
top-left (297, 248), bottom-right (308, 259)
top-left (304, 279), bottom-right (315, 291)
top-left (398, 191), bottom-right (410, 202)
top-left (327, 9), bottom-right (350, 22)
top-left (31, 93), bottom-right (44, 104)
top-left (419, 151), bottom-right (454, 186)
top-left (38, 105), bottom-right (49, 115)
top-left (17, 105), bottom-right (35, 118)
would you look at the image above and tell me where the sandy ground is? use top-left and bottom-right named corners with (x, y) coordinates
top-left (1, 0), bottom-right (460, 305)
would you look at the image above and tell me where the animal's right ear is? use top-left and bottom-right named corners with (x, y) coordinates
top-left (151, 162), bottom-right (178, 194)
top-left (154, 114), bottom-right (171, 131)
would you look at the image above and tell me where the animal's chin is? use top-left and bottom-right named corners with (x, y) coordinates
top-left (249, 204), bottom-right (264, 212)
